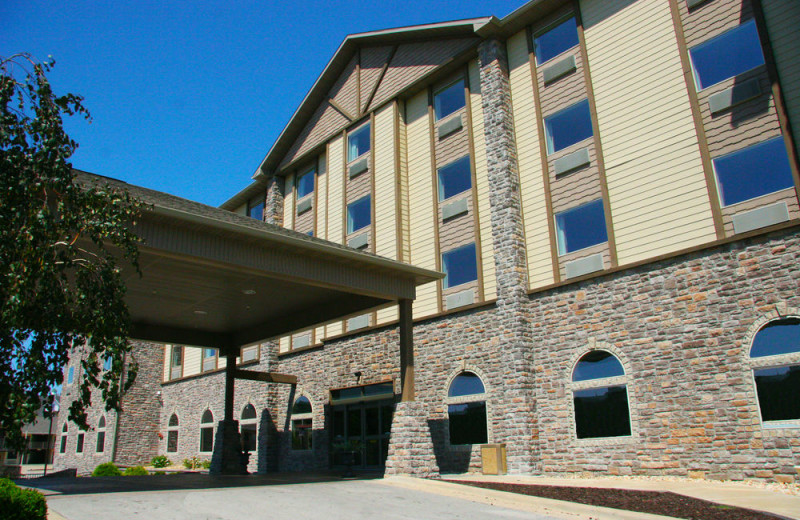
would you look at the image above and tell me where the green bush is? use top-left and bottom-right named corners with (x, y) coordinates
top-left (151, 455), bottom-right (171, 468)
top-left (92, 462), bottom-right (122, 477)
top-left (123, 466), bottom-right (148, 476)
top-left (200, 459), bottom-right (211, 469)
top-left (0, 478), bottom-right (47, 520)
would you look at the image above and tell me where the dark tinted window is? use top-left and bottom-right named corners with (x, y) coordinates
top-left (247, 195), bottom-right (265, 221)
top-left (442, 243), bottom-right (478, 289)
top-left (448, 372), bottom-right (486, 397)
top-left (714, 137), bottom-right (794, 207)
top-left (241, 423), bottom-right (257, 452)
top-left (573, 386), bottom-right (631, 439)
top-left (556, 199), bottom-right (608, 255)
top-left (297, 168), bottom-right (315, 199)
top-left (545, 99), bottom-right (593, 154)
top-left (167, 430), bottom-right (178, 453)
top-left (434, 79), bottom-right (466, 121)
top-left (292, 396), bottom-right (312, 414)
top-left (98, 416), bottom-right (106, 428)
top-left (292, 418), bottom-right (312, 450)
top-left (448, 402), bottom-right (488, 445)
top-left (573, 351), bottom-right (625, 381)
top-left (534, 17), bottom-right (579, 65)
top-left (438, 156), bottom-right (472, 201)
top-left (59, 436), bottom-right (67, 453)
top-left (200, 426), bottom-right (214, 452)
top-left (241, 404), bottom-right (257, 420)
top-left (168, 413), bottom-right (179, 427)
top-left (347, 196), bottom-right (371, 233)
top-left (96, 431), bottom-right (105, 453)
top-left (76, 433), bottom-right (84, 453)
top-left (754, 365), bottom-right (800, 422)
top-left (201, 409), bottom-right (213, 424)
top-left (690, 20), bottom-right (764, 90)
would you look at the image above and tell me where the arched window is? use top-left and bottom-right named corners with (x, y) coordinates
top-left (291, 396), bottom-right (312, 450)
top-left (750, 318), bottom-right (800, 424)
top-left (571, 350), bottom-right (631, 439)
top-left (167, 413), bottom-right (179, 453)
top-left (447, 372), bottom-right (487, 445)
top-left (96, 416), bottom-right (106, 453)
top-left (240, 404), bottom-right (258, 453)
top-left (199, 410), bottom-right (214, 453)
top-left (59, 423), bottom-right (68, 454)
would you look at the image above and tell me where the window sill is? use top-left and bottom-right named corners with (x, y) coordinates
top-left (762, 420), bottom-right (800, 430)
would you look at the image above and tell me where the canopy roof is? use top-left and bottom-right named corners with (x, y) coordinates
top-left (78, 172), bottom-right (442, 353)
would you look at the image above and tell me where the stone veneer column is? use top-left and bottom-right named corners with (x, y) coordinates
top-left (113, 341), bottom-right (163, 466)
top-left (384, 401), bottom-right (440, 478)
top-left (263, 174), bottom-right (284, 226)
top-left (478, 38), bottom-right (537, 473)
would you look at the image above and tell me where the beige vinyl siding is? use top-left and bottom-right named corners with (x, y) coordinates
top-left (279, 336), bottom-right (290, 354)
top-left (325, 135), bottom-right (345, 339)
top-left (406, 91), bottom-right (439, 319)
top-left (397, 102), bottom-right (411, 263)
top-left (232, 204), bottom-right (246, 216)
top-left (283, 173), bottom-right (295, 230)
top-left (581, 0), bottom-right (716, 265)
top-left (762, 0), bottom-right (800, 155)
top-left (162, 346), bottom-right (171, 381)
top-left (316, 153), bottom-right (328, 240)
top-left (217, 355), bottom-right (227, 369)
top-left (508, 30), bottom-right (553, 289)
top-left (182, 346), bottom-right (202, 378)
top-left (374, 104), bottom-right (400, 325)
top-left (468, 59), bottom-right (498, 301)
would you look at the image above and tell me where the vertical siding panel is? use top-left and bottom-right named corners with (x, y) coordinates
top-left (283, 173), bottom-right (295, 229)
top-left (183, 346), bottom-right (201, 377)
top-left (325, 135), bottom-right (345, 339)
top-left (508, 30), bottom-right (553, 290)
top-left (398, 101), bottom-right (411, 263)
top-left (316, 152), bottom-right (328, 240)
top-left (581, 0), bottom-right (716, 265)
top-left (162, 346), bottom-right (170, 381)
top-left (762, 0), bottom-right (800, 155)
top-left (406, 91), bottom-right (438, 319)
top-left (374, 104), bottom-right (399, 326)
top-left (469, 59), bottom-right (498, 301)
top-left (279, 336), bottom-right (290, 354)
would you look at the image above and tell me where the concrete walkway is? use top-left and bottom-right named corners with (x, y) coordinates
top-left (446, 474), bottom-right (800, 520)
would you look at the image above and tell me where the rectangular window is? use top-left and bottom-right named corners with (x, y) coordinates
top-left (296, 167), bottom-right (315, 199)
top-left (347, 123), bottom-right (370, 162)
top-left (534, 17), bottom-right (580, 65)
top-left (555, 199), bottom-right (608, 255)
top-left (96, 431), bottom-right (105, 453)
top-left (690, 20), bottom-right (764, 90)
top-left (247, 195), bottom-right (265, 221)
top-left (545, 99), bottom-right (593, 154)
top-left (438, 156), bottom-right (472, 201)
top-left (573, 386), bottom-right (631, 439)
top-left (59, 436), bottom-right (67, 454)
top-left (200, 427), bottom-right (214, 453)
top-left (292, 418), bottom-right (312, 450)
top-left (170, 346), bottom-right (183, 380)
top-left (434, 79), bottom-right (465, 121)
top-left (202, 348), bottom-right (216, 372)
top-left (447, 402), bottom-right (488, 445)
top-left (754, 365), bottom-right (800, 422)
top-left (713, 137), bottom-right (794, 207)
top-left (167, 430), bottom-right (178, 453)
top-left (241, 424), bottom-right (257, 452)
top-left (76, 433), bottom-right (84, 453)
top-left (67, 366), bottom-right (74, 384)
top-left (347, 195), bottom-right (371, 234)
top-left (442, 243), bottom-right (478, 289)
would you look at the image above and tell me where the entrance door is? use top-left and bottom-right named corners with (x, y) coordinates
top-left (329, 381), bottom-right (395, 470)
top-left (331, 400), bottom-right (394, 469)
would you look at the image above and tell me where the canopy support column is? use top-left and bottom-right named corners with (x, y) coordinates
top-left (399, 298), bottom-right (414, 402)
top-left (211, 352), bottom-right (246, 475)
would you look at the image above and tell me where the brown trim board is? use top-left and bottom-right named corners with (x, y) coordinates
top-left (427, 88), bottom-right (444, 314)
top-left (463, 63), bottom-right (486, 303)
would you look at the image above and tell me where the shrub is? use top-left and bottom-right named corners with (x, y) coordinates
top-left (183, 457), bottom-right (198, 469)
top-left (123, 466), bottom-right (148, 476)
top-left (92, 462), bottom-right (121, 477)
top-left (0, 478), bottom-right (47, 520)
top-left (151, 455), bottom-right (171, 468)
top-left (200, 459), bottom-right (211, 469)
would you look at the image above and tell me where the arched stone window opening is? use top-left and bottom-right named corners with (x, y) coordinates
top-left (291, 396), bottom-right (313, 450)
top-left (240, 404), bottom-right (258, 453)
top-left (446, 371), bottom-right (487, 445)
top-left (749, 317), bottom-right (800, 426)
top-left (199, 409), bottom-right (214, 453)
top-left (167, 413), bottom-right (179, 453)
top-left (96, 416), bottom-right (107, 453)
top-left (571, 350), bottom-right (631, 439)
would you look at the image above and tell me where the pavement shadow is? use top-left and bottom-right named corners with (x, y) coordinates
top-left (17, 471), bottom-right (383, 496)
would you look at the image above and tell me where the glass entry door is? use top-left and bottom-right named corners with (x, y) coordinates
top-left (330, 381), bottom-right (395, 470)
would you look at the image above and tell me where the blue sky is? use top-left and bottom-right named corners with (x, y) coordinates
top-left (2, 0), bottom-right (521, 207)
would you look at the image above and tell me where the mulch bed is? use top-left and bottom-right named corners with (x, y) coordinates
top-left (443, 480), bottom-right (785, 520)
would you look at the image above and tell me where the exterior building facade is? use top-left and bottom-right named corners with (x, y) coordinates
top-left (55, 0), bottom-right (800, 482)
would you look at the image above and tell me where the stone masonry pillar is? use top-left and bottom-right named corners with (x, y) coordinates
top-left (263, 174), bottom-right (284, 226)
top-left (478, 38), bottom-right (537, 473)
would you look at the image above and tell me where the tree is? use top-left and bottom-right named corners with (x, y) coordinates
top-left (0, 53), bottom-right (142, 449)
